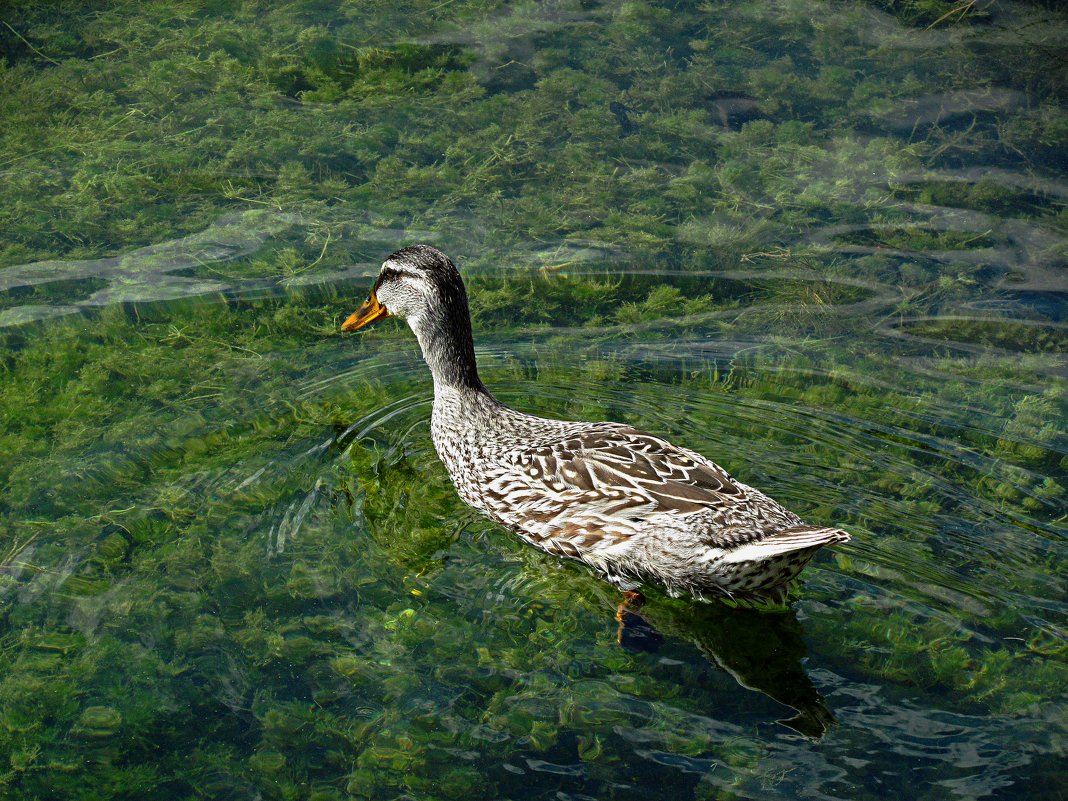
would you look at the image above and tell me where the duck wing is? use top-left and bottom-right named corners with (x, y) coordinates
top-left (485, 424), bottom-right (847, 591)
top-left (521, 425), bottom-right (746, 515)
top-left (491, 426), bottom-right (759, 551)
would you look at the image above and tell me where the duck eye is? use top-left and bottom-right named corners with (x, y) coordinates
top-left (374, 268), bottom-right (398, 290)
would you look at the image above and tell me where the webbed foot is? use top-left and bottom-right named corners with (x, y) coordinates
top-left (615, 591), bottom-right (662, 652)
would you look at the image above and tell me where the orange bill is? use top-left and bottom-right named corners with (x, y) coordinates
top-left (341, 291), bottom-right (391, 332)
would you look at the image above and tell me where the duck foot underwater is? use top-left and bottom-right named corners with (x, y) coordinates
top-left (341, 245), bottom-right (850, 602)
top-left (615, 590), bottom-right (664, 652)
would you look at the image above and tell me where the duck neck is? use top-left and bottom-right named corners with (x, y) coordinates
top-left (410, 303), bottom-right (486, 395)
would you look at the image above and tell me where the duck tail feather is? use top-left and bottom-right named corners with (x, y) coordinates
top-left (774, 524), bottom-right (850, 547)
top-left (720, 525), bottom-right (849, 563)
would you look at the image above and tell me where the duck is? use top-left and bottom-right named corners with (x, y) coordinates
top-left (342, 245), bottom-right (849, 603)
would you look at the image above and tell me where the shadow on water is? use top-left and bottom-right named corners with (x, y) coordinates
top-left (618, 597), bottom-right (836, 740)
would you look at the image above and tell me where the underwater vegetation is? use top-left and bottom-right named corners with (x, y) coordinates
top-left (0, 0), bottom-right (1066, 799)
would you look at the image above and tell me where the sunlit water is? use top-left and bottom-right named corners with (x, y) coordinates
top-left (1, 2), bottom-right (1065, 799)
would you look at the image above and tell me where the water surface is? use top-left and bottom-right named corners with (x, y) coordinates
top-left (0, 2), bottom-right (1065, 799)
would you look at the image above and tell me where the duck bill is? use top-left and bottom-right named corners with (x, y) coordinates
top-left (341, 292), bottom-right (391, 332)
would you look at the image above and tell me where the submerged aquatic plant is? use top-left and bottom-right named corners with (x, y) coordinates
top-left (0, 0), bottom-right (1066, 798)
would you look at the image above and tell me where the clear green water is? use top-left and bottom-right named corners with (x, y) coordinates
top-left (1, 1), bottom-right (1066, 799)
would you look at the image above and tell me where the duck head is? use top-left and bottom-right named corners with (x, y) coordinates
top-left (342, 245), bottom-right (482, 390)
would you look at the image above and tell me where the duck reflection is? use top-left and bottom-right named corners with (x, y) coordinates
top-left (615, 594), bottom-right (836, 739)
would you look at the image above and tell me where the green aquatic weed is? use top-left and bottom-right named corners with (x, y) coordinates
top-left (0, 0), bottom-right (1066, 798)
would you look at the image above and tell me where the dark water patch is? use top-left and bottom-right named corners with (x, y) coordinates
top-left (859, 0), bottom-right (995, 29)
top-left (705, 91), bottom-right (769, 130)
top-left (1000, 291), bottom-right (1068, 322)
top-left (890, 175), bottom-right (1066, 217)
top-left (0, 276), bottom-right (110, 312)
top-left (813, 221), bottom-right (1002, 265)
top-left (836, 225), bottom-right (1003, 252)
top-left (892, 317), bottom-right (1068, 354)
top-left (957, 295), bottom-right (1065, 323)
top-left (867, 88), bottom-right (1028, 137)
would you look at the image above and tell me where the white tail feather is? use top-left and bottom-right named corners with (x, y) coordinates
top-left (721, 525), bottom-right (850, 564)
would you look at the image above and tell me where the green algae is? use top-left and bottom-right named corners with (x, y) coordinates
top-left (1, 0), bottom-right (1067, 799)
